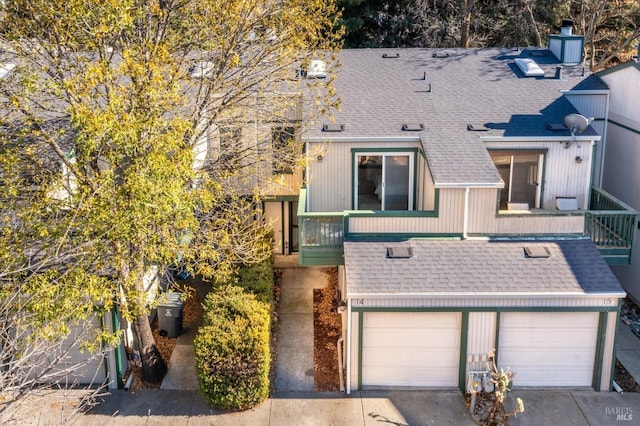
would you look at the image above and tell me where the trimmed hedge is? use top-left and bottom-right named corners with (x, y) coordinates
top-left (235, 259), bottom-right (274, 304)
top-left (194, 285), bottom-right (270, 410)
top-left (212, 258), bottom-right (274, 305)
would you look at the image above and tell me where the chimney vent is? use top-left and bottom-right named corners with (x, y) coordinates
top-left (561, 19), bottom-right (573, 36)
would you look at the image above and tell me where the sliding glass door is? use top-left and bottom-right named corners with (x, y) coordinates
top-left (355, 152), bottom-right (414, 210)
top-left (490, 150), bottom-right (544, 210)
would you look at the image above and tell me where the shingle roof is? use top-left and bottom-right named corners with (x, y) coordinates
top-left (343, 239), bottom-right (624, 297)
top-left (306, 48), bottom-right (607, 186)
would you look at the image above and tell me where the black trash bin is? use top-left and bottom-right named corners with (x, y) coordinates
top-left (157, 292), bottom-right (183, 338)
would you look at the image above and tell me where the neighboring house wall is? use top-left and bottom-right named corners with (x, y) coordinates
top-left (599, 64), bottom-right (640, 303)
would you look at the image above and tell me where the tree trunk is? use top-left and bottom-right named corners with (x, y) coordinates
top-left (132, 314), bottom-right (167, 384)
top-left (460, 0), bottom-right (472, 48)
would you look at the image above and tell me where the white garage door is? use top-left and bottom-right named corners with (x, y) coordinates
top-left (498, 312), bottom-right (598, 387)
top-left (31, 315), bottom-right (107, 386)
top-left (362, 312), bottom-right (461, 387)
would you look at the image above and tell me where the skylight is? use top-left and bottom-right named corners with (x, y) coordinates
top-left (515, 58), bottom-right (545, 77)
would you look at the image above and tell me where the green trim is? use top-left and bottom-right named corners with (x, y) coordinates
top-left (98, 313), bottom-right (109, 390)
top-left (458, 312), bottom-right (469, 391)
top-left (495, 312), bottom-right (501, 366)
top-left (346, 233), bottom-right (463, 242)
top-left (592, 312), bottom-right (607, 391)
top-left (595, 60), bottom-right (640, 78)
top-left (262, 195), bottom-right (299, 202)
top-left (358, 311), bottom-right (364, 390)
top-left (111, 307), bottom-right (124, 390)
top-left (608, 119), bottom-right (640, 136)
top-left (548, 34), bottom-right (585, 63)
top-left (346, 210), bottom-right (438, 218)
top-left (609, 300), bottom-right (623, 392)
top-left (590, 143), bottom-right (598, 189)
top-left (350, 306), bottom-right (620, 313)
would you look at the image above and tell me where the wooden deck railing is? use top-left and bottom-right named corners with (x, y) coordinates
top-left (587, 186), bottom-right (639, 248)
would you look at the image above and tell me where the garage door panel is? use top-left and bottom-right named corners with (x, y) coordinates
top-left (499, 312), bottom-right (598, 387)
top-left (362, 312), bottom-right (461, 387)
top-left (502, 312), bottom-right (599, 328)
top-left (365, 311), bottom-right (461, 328)
top-left (364, 348), bottom-right (460, 366)
top-left (364, 328), bottom-right (460, 348)
top-left (364, 366), bottom-right (458, 387)
top-left (500, 329), bottom-right (597, 346)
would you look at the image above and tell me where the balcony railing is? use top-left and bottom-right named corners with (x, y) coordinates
top-left (298, 189), bottom-right (345, 265)
top-left (298, 186), bottom-right (639, 266)
top-left (586, 186), bottom-right (638, 263)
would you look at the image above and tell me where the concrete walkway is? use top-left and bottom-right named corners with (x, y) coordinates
top-left (273, 264), bottom-right (328, 392)
top-left (616, 320), bottom-right (640, 386)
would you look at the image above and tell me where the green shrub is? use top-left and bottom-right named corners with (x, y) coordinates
top-left (235, 259), bottom-right (274, 304)
top-left (211, 258), bottom-right (274, 305)
top-left (194, 285), bottom-right (270, 410)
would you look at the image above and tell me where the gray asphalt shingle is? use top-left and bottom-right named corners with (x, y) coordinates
top-left (344, 239), bottom-right (624, 297)
top-left (307, 48), bottom-right (606, 186)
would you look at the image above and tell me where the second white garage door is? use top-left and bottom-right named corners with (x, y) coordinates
top-left (498, 312), bottom-right (599, 387)
top-left (362, 312), bottom-right (461, 387)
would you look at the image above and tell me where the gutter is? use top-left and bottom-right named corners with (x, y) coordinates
top-left (305, 136), bottom-right (423, 143)
top-left (346, 291), bottom-right (626, 299)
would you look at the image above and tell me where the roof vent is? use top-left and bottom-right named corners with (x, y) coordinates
top-left (467, 123), bottom-right (489, 131)
top-left (432, 52), bottom-right (450, 58)
top-left (524, 246), bottom-right (551, 258)
top-left (306, 59), bottom-right (327, 78)
top-left (514, 58), bottom-right (545, 77)
top-left (322, 123), bottom-right (344, 132)
top-left (382, 53), bottom-right (400, 59)
top-left (546, 123), bottom-right (567, 131)
top-left (402, 123), bottom-right (424, 131)
top-left (387, 247), bottom-right (414, 259)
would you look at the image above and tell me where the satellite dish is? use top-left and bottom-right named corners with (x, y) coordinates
top-left (563, 114), bottom-right (591, 134)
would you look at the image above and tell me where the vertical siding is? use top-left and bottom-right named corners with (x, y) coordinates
top-left (599, 311), bottom-right (618, 391)
top-left (466, 312), bottom-right (497, 370)
top-left (564, 94), bottom-right (607, 120)
top-left (347, 188), bottom-right (465, 234)
top-left (602, 68), bottom-right (640, 121)
top-left (307, 140), bottom-right (424, 212)
top-left (467, 188), bottom-right (585, 234)
top-left (349, 311), bottom-right (360, 389)
top-left (484, 140), bottom-right (593, 209)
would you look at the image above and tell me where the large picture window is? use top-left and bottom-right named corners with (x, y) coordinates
top-left (489, 150), bottom-right (545, 210)
top-left (354, 152), bottom-right (414, 210)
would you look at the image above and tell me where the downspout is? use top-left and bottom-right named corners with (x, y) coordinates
top-left (337, 337), bottom-right (345, 393)
top-left (463, 187), bottom-right (470, 239)
top-left (598, 91), bottom-right (610, 188)
top-left (346, 298), bottom-right (352, 394)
